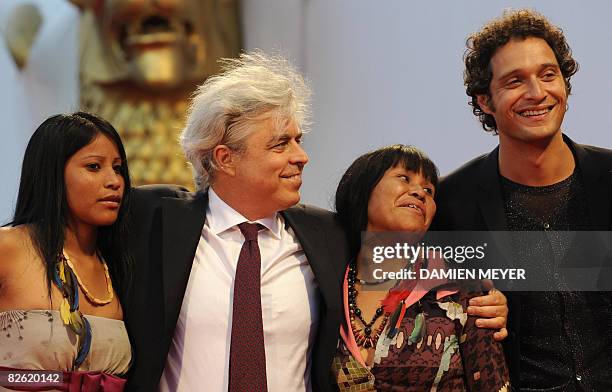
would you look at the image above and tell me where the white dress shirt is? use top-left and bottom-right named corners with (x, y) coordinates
top-left (159, 189), bottom-right (320, 392)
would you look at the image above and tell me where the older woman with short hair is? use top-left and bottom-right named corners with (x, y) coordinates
top-left (331, 145), bottom-right (510, 391)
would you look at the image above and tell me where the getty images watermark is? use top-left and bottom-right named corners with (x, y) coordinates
top-left (370, 241), bottom-right (525, 281)
top-left (358, 231), bottom-right (612, 291)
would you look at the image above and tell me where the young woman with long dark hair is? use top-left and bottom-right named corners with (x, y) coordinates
top-left (0, 112), bottom-right (132, 390)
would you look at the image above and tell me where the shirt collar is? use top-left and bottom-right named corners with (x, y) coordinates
top-left (206, 187), bottom-right (282, 239)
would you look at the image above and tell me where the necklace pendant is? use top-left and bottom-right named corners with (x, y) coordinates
top-left (356, 334), bottom-right (365, 346)
top-left (348, 261), bottom-right (392, 349)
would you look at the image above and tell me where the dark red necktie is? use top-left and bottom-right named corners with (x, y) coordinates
top-left (229, 222), bottom-right (268, 392)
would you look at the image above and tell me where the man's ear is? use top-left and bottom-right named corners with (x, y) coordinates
top-left (477, 95), bottom-right (494, 115)
top-left (212, 145), bottom-right (237, 176)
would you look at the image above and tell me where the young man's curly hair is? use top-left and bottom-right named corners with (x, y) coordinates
top-left (464, 9), bottom-right (579, 134)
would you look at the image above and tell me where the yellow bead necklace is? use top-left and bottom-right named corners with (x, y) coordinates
top-left (62, 250), bottom-right (114, 306)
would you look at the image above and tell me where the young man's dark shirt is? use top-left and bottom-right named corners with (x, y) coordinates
top-left (433, 138), bottom-right (612, 391)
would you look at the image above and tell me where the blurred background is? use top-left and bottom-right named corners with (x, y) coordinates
top-left (1, 0), bottom-right (611, 222)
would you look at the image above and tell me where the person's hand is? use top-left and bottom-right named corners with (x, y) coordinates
top-left (467, 280), bottom-right (508, 341)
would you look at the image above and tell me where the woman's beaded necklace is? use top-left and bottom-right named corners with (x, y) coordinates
top-left (348, 262), bottom-right (390, 349)
top-left (63, 250), bottom-right (114, 306)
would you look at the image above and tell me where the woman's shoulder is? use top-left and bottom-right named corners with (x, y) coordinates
top-left (0, 226), bottom-right (37, 305)
top-left (0, 226), bottom-right (34, 268)
top-left (0, 225), bottom-right (31, 250)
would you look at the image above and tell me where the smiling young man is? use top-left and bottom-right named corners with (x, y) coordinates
top-left (434, 9), bottom-right (612, 391)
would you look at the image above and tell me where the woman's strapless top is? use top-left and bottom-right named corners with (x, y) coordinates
top-left (0, 309), bottom-right (131, 375)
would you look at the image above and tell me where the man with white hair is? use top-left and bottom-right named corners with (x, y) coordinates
top-left (125, 52), bottom-right (350, 392)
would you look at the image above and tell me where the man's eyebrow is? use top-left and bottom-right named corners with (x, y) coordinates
top-left (539, 63), bottom-right (561, 72)
top-left (266, 131), bottom-right (303, 146)
top-left (496, 69), bottom-right (520, 81)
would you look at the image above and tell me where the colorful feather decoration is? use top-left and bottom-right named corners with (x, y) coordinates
top-left (381, 257), bottom-right (424, 312)
top-left (54, 252), bottom-right (92, 369)
top-left (386, 300), bottom-right (404, 339)
top-left (408, 312), bottom-right (426, 344)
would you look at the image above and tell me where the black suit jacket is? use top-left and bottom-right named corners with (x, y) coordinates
top-left (124, 185), bottom-right (349, 391)
top-left (433, 134), bottom-right (612, 385)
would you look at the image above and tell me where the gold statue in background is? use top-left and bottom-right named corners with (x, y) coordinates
top-left (73, 0), bottom-right (241, 187)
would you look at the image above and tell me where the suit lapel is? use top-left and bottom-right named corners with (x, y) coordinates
top-left (476, 147), bottom-right (516, 268)
top-left (282, 206), bottom-right (341, 312)
top-left (568, 135), bottom-right (611, 229)
top-left (161, 191), bottom-right (208, 333)
top-left (477, 147), bottom-right (508, 231)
